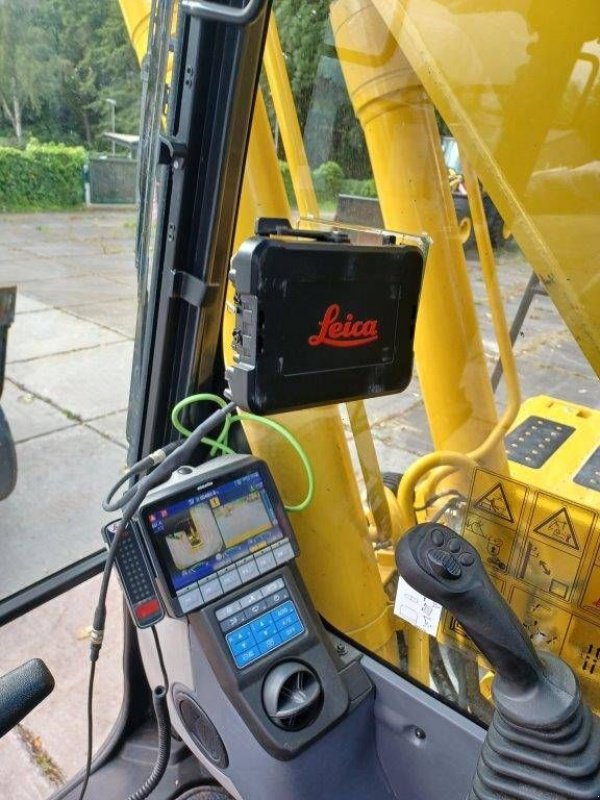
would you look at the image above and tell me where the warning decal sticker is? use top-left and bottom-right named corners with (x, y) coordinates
top-left (474, 482), bottom-right (514, 523)
top-left (442, 467), bottom-right (600, 711)
top-left (534, 507), bottom-right (579, 549)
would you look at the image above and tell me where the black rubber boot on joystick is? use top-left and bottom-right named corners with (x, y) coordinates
top-left (395, 522), bottom-right (600, 800)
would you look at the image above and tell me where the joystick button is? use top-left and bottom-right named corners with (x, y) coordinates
top-left (427, 549), bottom-right (462, 579)
top-left (459, 553), bottom-right (475, 566)
top-left (431, 528), bottom-right (445, 546)
top-left (448, 538), bottom-right (461, 553)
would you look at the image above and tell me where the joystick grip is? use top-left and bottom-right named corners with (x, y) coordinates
top-left (396, 523), bottom-right (543, 689)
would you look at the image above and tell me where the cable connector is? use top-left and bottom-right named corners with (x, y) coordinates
top-left (148, 441), bottom-right (179, 466)
top-left (89, 627), bottom-right (104, 662)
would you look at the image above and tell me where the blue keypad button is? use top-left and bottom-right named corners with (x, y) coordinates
top-left (231, 637), bottom-right (257, 656)
top-left (271, 601), bottom-right (295, 621)
top-left (258, 634), bottom-right (282, 654)
top-left (234, 647), bottom-right (260, 668)
top-left (275, 611), bottom-right (298, 632)
top-left (279, 621), bottom-right (304, 642)
top-left (253, 624), bottom-right (278, 642)
top-left (226, 625), bottom-right (252, 645)
top-left (250, 614), bottom-right (274, 634)
top-left (225, 597), bottom-right (303, 668)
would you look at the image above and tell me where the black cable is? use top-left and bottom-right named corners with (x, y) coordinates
top-left (93, 402), bottom-right (235, 653)
top-left (151, 626), bottom-right (169, 689)
top-left (77, 660), bottom-right (96, 800)
top-left (77, 401), bottom-right (235, 800)
top-left (126, 686), bottom-right (171, 800)
top-left (102, 440), bottom-right (181, 513)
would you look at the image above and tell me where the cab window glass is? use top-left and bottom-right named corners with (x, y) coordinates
top-left (263, 0), bottom-right (600, 721)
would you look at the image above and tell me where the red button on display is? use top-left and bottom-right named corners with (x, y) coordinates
top-left (136, 598), bottom-right (160, 620)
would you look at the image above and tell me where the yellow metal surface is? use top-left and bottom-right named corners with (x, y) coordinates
top-left (370, 0), bottom-right (600, 375)
top-left (331, 0), bottom-right (505, 473)
top-left (508, 395), bottom-right (600, 509)
top-left (264, 17), bottom-right (319, 217)
top-left (445, 465), bottom-right (600, 711)
top-left (118, 0), bottom-right (152, 62)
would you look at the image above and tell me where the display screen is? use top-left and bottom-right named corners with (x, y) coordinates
top-left (143, 469), bottom-right (285, 596)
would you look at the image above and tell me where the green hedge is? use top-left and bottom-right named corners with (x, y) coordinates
top-left (278, 159), bottom-right (377, 205)
top-left (0, 141), bottom-right (86, 212)
top-left (340, 177), bottom-right (377, 199)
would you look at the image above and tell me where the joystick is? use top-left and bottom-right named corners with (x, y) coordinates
top-left (396, 522), bottom-right (600, 799)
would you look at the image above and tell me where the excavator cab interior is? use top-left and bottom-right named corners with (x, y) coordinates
top-left (0, 1), bottom-right (599, 799)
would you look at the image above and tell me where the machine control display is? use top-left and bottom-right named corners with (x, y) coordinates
top-left (217, 578), bottom-right (305, 669)
top-left (138, 459), bottom-right (298, 616)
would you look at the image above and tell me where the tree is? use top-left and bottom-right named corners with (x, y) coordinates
top-left (274, 0), bottom-right (330, 129)
top-left (0, 0), bottom-right (141, 148)
top-left (41, 0), bottom-right (141, 147)
top-left (0, 0), bottom-right (61, 144)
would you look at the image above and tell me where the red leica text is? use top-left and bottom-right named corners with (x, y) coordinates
top-left (308, 304), bottom-right (379, 348)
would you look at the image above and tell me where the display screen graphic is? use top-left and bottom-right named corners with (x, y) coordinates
top-left (144, 470), bottom-right (284, 596)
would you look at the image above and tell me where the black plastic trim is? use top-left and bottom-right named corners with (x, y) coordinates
top-left (0, 549), bottom-right (106, 627)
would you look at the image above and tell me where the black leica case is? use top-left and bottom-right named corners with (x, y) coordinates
top-left (226, 220), bottom-right (425, 415)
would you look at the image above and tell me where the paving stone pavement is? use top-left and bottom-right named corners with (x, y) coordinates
top-left (0, 211), bottom-right (598, 797)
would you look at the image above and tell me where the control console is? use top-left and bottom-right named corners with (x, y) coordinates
top-left (114, 454), bottom-right (369, 760)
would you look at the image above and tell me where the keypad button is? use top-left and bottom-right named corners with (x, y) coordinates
top-left (279, 621), bottom-right (304, 642)
top-left (239, 591), bottom-right (264, 609)
top-left (220, 568), bottom-right (242, 592)
top-left (258, 634), bottom-right (282, 654)
top-left (231, 637), bottom-right (257, 656)
top-left (431, 528), bottom-right (445, 547)
top-left (255, 551), bottom-right (277, 574)
top-left (220, 612), bottom-right (247, 632)
top-left (264, 589), bottom-right (289, 608)
top-left (275, 611), bottom-right (298, 631)
top-left (234, 647), bottom-right (260, 668)
top-left (226, 625), bottom-right (253, 645)
top-left (261, 578), bottom-right (285, 596)
top-left (273, 542), bottom-right (294, 564)
top-left (238, 559), bottom-right (259, 583)
top-left (448, 538), bottom-right (461, 553)
top-left (459, 553), bottom-right (475, 566)
top-left (272, 601), bottom-right (295, 621)
top-left (250, 614), bottom-right (274, 634)
top-left (215, 600), bottom-right (242, 622)
top-left (179, 588), bottom-right (202, 613)
top-left (245, 599), bottom-right (268, 620)
top-left (253, 624), bottom-right (278, 641)
top-left (201, 579), bottom-right (224, 603)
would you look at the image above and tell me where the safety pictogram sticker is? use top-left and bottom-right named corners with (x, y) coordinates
top-left (534, 507), bottom-right (579, 550)
top-left (474, 482), bottom-right (514, 523)
top-left (528, 492), bottom-right (595, 556)
top-left (468, 470), bottom-right (530, 533)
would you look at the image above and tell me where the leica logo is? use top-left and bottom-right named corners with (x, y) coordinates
top-left (308, 304), bottom-right (379, 348)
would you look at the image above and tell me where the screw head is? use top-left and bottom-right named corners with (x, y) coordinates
top-left (414, 727), bottom-right (426, 740)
